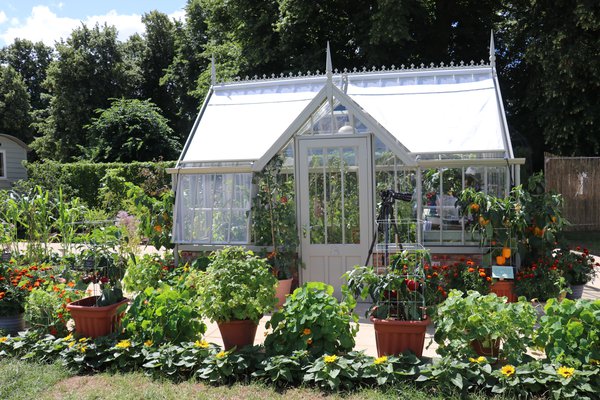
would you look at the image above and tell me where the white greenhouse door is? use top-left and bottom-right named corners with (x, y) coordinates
top-left (298, 137), bottom-right (370, 296)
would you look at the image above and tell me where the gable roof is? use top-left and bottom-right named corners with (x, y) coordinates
top-left (177, 62), bottom-right (512, 168)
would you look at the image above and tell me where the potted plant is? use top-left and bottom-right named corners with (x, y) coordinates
top-left (514, 252), bottom-right (565, 301)
top-left (197, 246), bottom-right (277, 350)
top-left (252, 156), bottom-right (299, 308)
top-left (433, 289), bottom-right (537, 363)
top-left (344, 248), bottom-right (430, 357)
top-left (0, 264), bottom-right (30, 334)
top-left (553, 246), bottom-right (598, 299)
top-left (66, 249), bottom-right (129, 338)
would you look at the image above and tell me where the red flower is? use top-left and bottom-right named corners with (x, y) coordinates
top-left (406, 279), bottom-right (418, 291)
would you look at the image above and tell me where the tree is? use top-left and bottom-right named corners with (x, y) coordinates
top-left (0, 66), bottom-right (32, 142)
top-left (504, 0), bottom-right (600, 159)
top-left (31, 24), bottom-right (129, 161)
top-left (85, 98), bottom-right (182, 162)
top-left (0, 38), bottom-right (53, 111)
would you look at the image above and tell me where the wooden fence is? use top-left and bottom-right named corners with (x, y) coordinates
top-left (545, 155), bottom-right (600, 231)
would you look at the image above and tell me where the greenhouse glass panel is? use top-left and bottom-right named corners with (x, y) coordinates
top-left (174, 173), bottom-right (252, 244)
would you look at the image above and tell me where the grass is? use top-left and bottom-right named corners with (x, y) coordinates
top-left (0, 357), bottom-right (517, 400)
top-left (563, 230), bottom-right (600, 256)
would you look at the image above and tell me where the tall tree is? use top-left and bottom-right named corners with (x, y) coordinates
top-left (0, 39), bottom-right (53, 111)
top-left (31, 24), bottom-right (129, 161)
top-left (0, 66), bottom-right (32, 142)
top-left (505, 0), bottom-right (600, 159)
top-left (85, 98), bottom-right (181, 162)
top-left (162, 0), bottom-right (209, 138)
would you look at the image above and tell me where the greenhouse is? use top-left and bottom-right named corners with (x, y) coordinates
top-left (169, 39), bottom-right (524, 290)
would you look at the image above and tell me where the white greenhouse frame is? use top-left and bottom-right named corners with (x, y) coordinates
top-left (168, 38), bottom-right (524, 290)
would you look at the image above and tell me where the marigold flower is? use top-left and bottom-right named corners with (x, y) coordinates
top-left (216, 351), bottom-right (227, 359)
top-left (323, 354), bottom-right (338, 364)
top-left (303, 328), bottom-right (311, 336)
top-left (374, 356), bottom-right (388, 365)
top-left (306, 338), bottom-right (313, 345)
top-left (0, 337), bottom-right (7, 343)
top-left (468, 267), bottom-right (475, 273)
top-left (115, 339), bottom-right (131, 349)
top-left (557, 366), bottom-right (574, 378)
top-left (479, 272), bottom-right (486, 277)
top-left (194, 340), bottom-right (209, 348)
top-left (144, 340), bottom-right (153, 347)
top-left (67, 281), bottom-right (75, 288)
top-left (501, 365), bottom-right (515, 377)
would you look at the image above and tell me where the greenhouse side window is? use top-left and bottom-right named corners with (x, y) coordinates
top-left (173, 173), bottom-right (252, 244)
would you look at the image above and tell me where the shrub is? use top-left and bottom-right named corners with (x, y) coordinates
top-left (122, 254), bottom-right (176, 293)
top-left (264, 282), bottom-right (358, 357)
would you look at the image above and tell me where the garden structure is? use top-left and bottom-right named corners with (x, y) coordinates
top-left (0, 133), bottom-right (29, 189)
top-left (169, 35), bottom-right (523, 294)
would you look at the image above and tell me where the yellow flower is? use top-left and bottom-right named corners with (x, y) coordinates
top-left (374, 356), bottom-right (388, 365)
top-left (194, 340), bottom-right (209, 348)
top-left (68, 341), bottom-right (76, 348)
top-left (558, 366), bottom-right (575, 378)
top-left (303, 328), bottom-right (311, 336)
top-left (144, 340), bottom-right (153, 347)
top-left (80, 346), bottom-right (87, 353)
top-left (216, 351), bottom-right (227, 359)
top-left (469, 356), bottom-right (486, 364)
top-left (115, 339), bottom-right (131, 349)
top-left (501, 365), bottom-right (515, 377)
top-left (64, 333), bottom-right (73, 341)
top-left (0, 337), bottom-right (7, 343)
top-left (323, 355), bottom-right (338, 364)
top-left (78, 337), bottom-right (88, 342)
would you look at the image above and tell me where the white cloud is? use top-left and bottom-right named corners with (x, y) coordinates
top-left (0, 5), bottom-right (183, 47)
top-left (0, 11), bottom-right (7, 24)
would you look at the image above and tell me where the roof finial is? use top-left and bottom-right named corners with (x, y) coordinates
top-left (211, 55), bottom-right (216, 86)
top-left (489, 30), bottom-right (496, 68)
top-left (326, 41), bottom-right (332, 81)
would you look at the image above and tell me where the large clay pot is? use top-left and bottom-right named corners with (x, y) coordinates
top-left (217, 319), bottom-right (258, 350)
top-left (490, 280), bottom-right (517, 302)
top-left (67, 296), bottom-right (129, 338)
top-left (275, 278), bottom-right (293, 309)
top-left (0, 313), bottom-right (25, 335)
top-left (471, 338), bottom-right (501, 358)
top-left (371, 316), bottom-right (429, 357)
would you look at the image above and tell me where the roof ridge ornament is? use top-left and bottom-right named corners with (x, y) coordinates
top-left (489, 30), bottom-right (496, 68)
top-left (326, 41), bottom-right (333, 82)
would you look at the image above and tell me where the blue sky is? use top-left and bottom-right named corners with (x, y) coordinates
top-left (0, 1), bottom-right (187, 47)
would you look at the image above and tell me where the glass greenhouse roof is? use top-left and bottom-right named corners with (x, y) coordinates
top-left (178, 64), bottom-right (512, 167)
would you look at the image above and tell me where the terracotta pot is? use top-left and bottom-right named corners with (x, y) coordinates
top-left (490, 280), bottom-right (517, 302)
top-left (471, 338), bottom-right (501, 357)
top-left (371, 316), bottom-right (429, 357)
top-left (217, 319), bottom-right (258, 350)
top-left (0, 313), bottom-right (25, 335)
top-left (67, 296), bottom-right (129, 338)
top-left (567, 284), bottom-right (585, 300)
top-left (275, 278), bottom-right (293, 309)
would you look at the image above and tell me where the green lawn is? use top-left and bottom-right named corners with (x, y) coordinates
top-left (0, 357), bottom-right (518, 400)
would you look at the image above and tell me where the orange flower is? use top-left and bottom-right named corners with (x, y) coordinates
top-left (466, 260), bottom-right (475, 267)
top-left (468, 267), bottom-right (475, 273)
top-left (303, 328), bottom-right (311, 336)
top-left (306, 338), bottom-right (313, 345)
top-left (479, 271), bottom-right (486, 277)
top-left (67, 282), bottom-right (75, 288)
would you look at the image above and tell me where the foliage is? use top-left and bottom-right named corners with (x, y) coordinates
top-left (252, 155), bottom-right (298, 279)
top-left (535, 298), bottom-right (600, 367)
top-left (0, 263), bottom-right (54, 317)
top-left (0, 64), bottom-right (32, 143)
top-left (514, 253), bottom-right (564, 301)
top-left (196, 246), bottom-right (277, 323)
top-left (433, 290), bottom-right (537, 364)
top-left (127, 182), bottom-right (175, 250)
top-left (25, 160), bottom-right (175, 209)
top-left (84, 98), bottom-right (182, 162)
top-left (24, 282), bottom-right (83, 337)
top-left (124, 284), bottom-right (205, 345)
top-left (122, 253), bottom-right (176, 293)
top-left (252, 350), bottom-right (310, 388)
top-left (264, 282), bottom-right (358, 358)
top-left (553, 246), bottom-right (598, 285)
top-left (344, 249), bottom-right (429, 321)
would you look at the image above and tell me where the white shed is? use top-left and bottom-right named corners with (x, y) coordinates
top-left (169, 40), bottom-right (523, 291)
top-left (0, 133), bottom-right (29, 189)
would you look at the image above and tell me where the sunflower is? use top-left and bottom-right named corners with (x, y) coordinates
top-left (501, 364), bottom-right (515, 377)
top-left (557, 366), bottom-right (575, 378)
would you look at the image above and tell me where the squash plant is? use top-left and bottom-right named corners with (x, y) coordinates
top-left (433, 290), bottom-right (537, 364)
top-left (196, 246), bottom-right (277, 323)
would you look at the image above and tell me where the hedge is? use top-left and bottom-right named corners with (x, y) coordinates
top-left (24, 160), bottom-right (176, 208)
